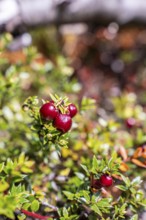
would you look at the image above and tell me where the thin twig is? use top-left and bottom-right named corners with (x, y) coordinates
top-left (21, 209), bottom-right (58, 219)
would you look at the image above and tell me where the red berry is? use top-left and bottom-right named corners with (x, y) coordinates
top-left (40, 102), bottom-right (59, 120)
top-left (67, 103), bottom-right (78, 118)
top-left (100, 174), bottom-right (113, 187)
top-left (125, 118), bottom-right (135, 128)
top-left (92, 179), bottom-right (102, 189)
top-left (53, 114), bottom-right (72, 133)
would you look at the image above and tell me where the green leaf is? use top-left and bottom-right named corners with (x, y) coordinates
top-left (116, 185), bottom-right (127, 191)
top-left (130, 214), bottom-right (138, 220)
top-left (91, 204), bottom-right (102, 216)
top-left (22, 203), bottom-right (31, 210)
top-left (0, 163), bottom-right (4, 172)
top-left (119, 203), bottom-right (127, 216)
top-left (18, 153), bottom-right (25, 165)
top-left (11, 184), bottom-right (22, 195)
top-left (0, 195), bottom-right (17, 219)
top-left (63, 207), bottom-right (68, 218)
top-left (136, 129), bottom-right (144, 143)
top-left (0, 180), bottom-right (9, 192)
top-left (75, 172), bottom-right (85, 180)
top-left (50, 93), bottom-right (58, 102)
top-left (81, 97), bottom-right (96, 110)
top-left (97, 199), bottom-right (112, 208)
top-left (0, 208), bottom-right (15, 219)
top-left (4, 158), bottom-right (14, 173)
top-left (121, 175), bottom-right (131, 187)
top-left (108, 151), bottom-right (118, 167)
top-left (82, 190), bottom-right (90, 204)
top-left (92, 155), bottom-right (99, 173)
top-left (80, 164), bottom-right (90, 176)
top-left (131, 176), bottom-right (142, 186)
top-left (63, 191), bottom-right (74, 200)
top-left (31, 199), bottom-right (40, 212)
top-left (21, 166), bottom-right (33, 173)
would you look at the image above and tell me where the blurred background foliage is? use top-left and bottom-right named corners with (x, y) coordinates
top-left (0, 24), bottom-right (146, 219)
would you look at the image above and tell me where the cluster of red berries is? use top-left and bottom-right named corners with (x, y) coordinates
top-left (92, 174), bottom-right (113, 189)
top-left (40, 100), bottom-right (77, 133)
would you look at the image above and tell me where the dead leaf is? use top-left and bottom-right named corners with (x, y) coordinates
top-left (119, 162), bottom-right (129, 172)
top-left (142, 146), bottom-right (146, 158)
top-left (133, 147), bottom-right (143, 158)
top-left (131, 158), bottom-right (146, 168)
top-left (0, 51), bottom-right (26, 63)
top-left (101, 187), bottom-right (111, 197)
top-left (119, 146), bottom-right (128, 161)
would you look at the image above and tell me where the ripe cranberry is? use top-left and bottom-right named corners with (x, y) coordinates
top-left (67, 103), bottom-right (78, 118)
top-left (125, 118), bottom-right (136, 128)
top-left (53, 114), bottom-right (72, 133)
top-left (100, 174), bottom-right (113, 187)
top-left (92, 179), bottom-right (102, 189)
top-left (40, 102), bottom-right (59, 120)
